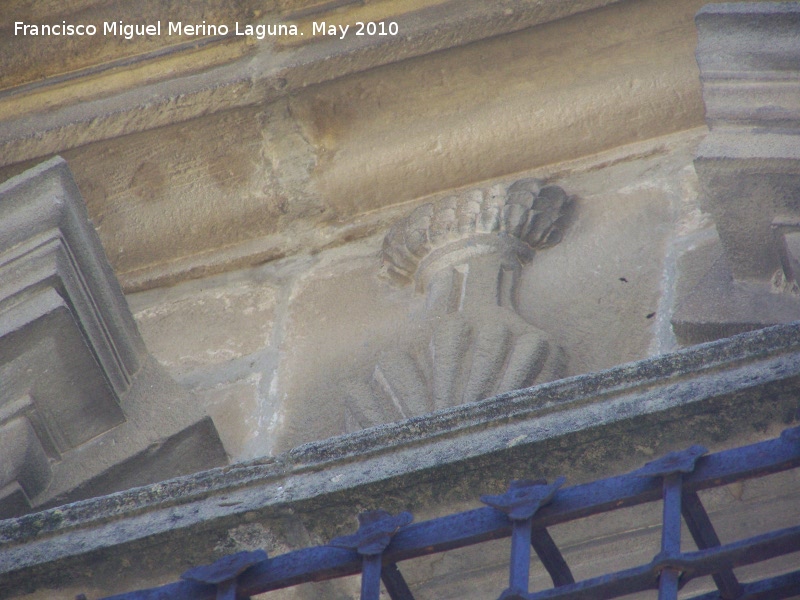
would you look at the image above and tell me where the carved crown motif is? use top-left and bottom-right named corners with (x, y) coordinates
top-left (381, 179), bottom-right (571, 285)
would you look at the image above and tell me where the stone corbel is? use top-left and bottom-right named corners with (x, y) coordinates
top-left (0, 157), bottom-right (227, 518)
top-left (672, 3), bottom-right (800, 344)
top-left (346, 179), bottom-right (573, 431)
top-left (0, 398), bottom-right (51, 517)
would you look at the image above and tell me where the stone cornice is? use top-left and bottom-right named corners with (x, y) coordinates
top-left (0, 157), bottom-right (227, 518)
top-left (0, 0), bottom-right (707, 296)
top-left (0, 0), bottom-right (622, 168)
top-left (2, 321), bottom-right (800, 596)
top-left (0, 157), bottom-right (145, 393)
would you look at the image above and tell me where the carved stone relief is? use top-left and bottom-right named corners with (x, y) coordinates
top-left (0, 157), bottom-right (227, 518)
top-left (345, 179), bottom-right (572, 431)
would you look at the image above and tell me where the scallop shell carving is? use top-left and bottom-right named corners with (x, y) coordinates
top-left (344, 311), bottom-right (567, 430)
top-left (345, 178), bottom-right (573, 432)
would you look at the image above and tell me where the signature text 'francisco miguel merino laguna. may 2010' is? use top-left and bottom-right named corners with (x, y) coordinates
top-left (13, 19), bottom-right (400, 40)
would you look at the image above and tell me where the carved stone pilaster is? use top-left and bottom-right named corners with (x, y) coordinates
top-left (672, 4), bottom-right (800, 344)
top-left (0, 157), bottom-right (227, 517)
top-left (346, 179), bottom-right (572, 431)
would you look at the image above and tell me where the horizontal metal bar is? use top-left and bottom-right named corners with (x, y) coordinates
top-left (686, 568), bottom-right (800, 600)
top-left (522, 523), bottom-right (800, 600)
top-left (523, 560), bottom-right (657, 600)
top-left (102, 429), bottom-right (800, 600)
top-left (386, 431), bottom-right (800, 563)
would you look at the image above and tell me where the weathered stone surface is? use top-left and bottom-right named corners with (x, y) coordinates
top-left (0, 0), bottom-right (262, 92)
top-left (126, 258), bottom-right (293, 460)
top-left (694, 3), bottom-right (800, 131)
top-left (673, 236), bottom-right (800, 345)
top-left (0, 0), bottom-right (706, 293)
top-left (0, 0), bottom-right (626, 162)
top-left (310, 0), bottom-right (704, 218)
top-left (0, 3), bottom-right (796, 599)
top-left (2, 320), bottom-right (799, 598)
top-left (273, 248), bottom-right (412, 450)
top-left (1, 293), bottom-right (124, 449)
top-left (0, 157), bottom-right (145, 392)
top-left (344, 180), bottom-right (571, 431)
top-left (131, 279), bottom-right (276, 378)
top-left (673, 3), bottom-right (800, 343)
top-left (201, 380), bottom-right (263, 459)
top-left (0, 158), bottom-right (228, 517)
top-left (59, 103), bottom-right (321, 285)
top-left (0, 416), bottom-right (50, 515)
top-left (0, 158), bottom-right (139, 516)
top-left (265, 130), bottom-right (702, 452)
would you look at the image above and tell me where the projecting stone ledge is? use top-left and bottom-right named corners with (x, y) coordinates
top-left (672, 3), bottom-right (800, 344)
top-left (0, 157), bottom-right (227, 518)
top-left (2, 321), bottom-right (800, 598)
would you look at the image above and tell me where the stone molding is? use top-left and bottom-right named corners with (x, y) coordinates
top-left (0, 158), bottom-right (144, 514)
top-left (672, 3), bottom-right (800, 344)
top-left (694, 3), bottom-right (800, 285)
top-left (0, 157), bottom-right (146, 393)
top-left (0, 1), bottom-right (705, 295)
top-left (0, 0), bottom-right (623, 168)
top-left (2, 321), bottom-right (799, 597)
top-left (695, 3), bottom-right (800, 133)
top-left (0, 157), bottom-right (227, 518)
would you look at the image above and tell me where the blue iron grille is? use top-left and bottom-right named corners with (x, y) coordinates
top-left (97, 425), bottom-right (800, 600)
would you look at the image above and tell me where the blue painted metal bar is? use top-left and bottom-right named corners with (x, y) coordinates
top-left (687, 568), bottom-right (800, 600)
top-left (521, 523), bottom-right (800, 600)
top-left (682, 491), bottom-right (741, 599)
top-left (530, 527), bottom-right (574, 587)
top-left (380, 563), bottom-right (416, 600)
top-left (329, 510), bottom-right (413, 600)
top-left (509, 518), bottom-right (534, 593)
top-left (99, 427), bottom-right (800, 600)
top-left (482, 478), bottom-right (565, 596)
top-left (180, 549), bottom-right (267, 600)
top-left (361, 554), bottom-right (382, 600)
top-left (658, 473), bottom-right (683, 600)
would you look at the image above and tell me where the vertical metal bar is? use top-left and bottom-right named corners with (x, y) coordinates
top-left (659, 473), bottom-right (683, 600)
top-left (510, 518), bottom-right (533, 593)
top-left (682, 491), bottom-right (741, 599)
top-left (361, 554), bottom-right (383, 600)
top-left (531, 527), bottom-right (575, 587)
top-left (381, 563), bottom-right (416, 600)
top-left (659, 568), bottom-right (681, 600)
